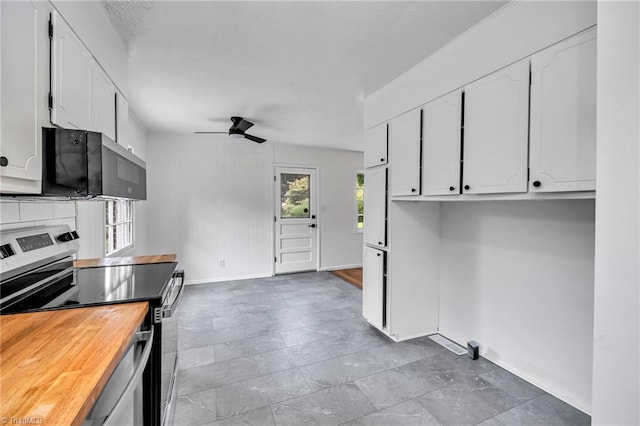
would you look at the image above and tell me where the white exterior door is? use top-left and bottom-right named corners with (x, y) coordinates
top-left (274, 167), bottom-right (318, 274)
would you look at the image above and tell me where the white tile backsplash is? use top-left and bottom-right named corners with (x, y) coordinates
top-left (19, 202), bottom-right (55, 222)
top-left (0, 202), bottom-right (20, 224)
top-left (53, 202), bottom-right (76, 219)
top-left (1, 200), bottom-right (77, 232)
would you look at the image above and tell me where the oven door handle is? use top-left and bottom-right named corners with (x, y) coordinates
top-left (99, 326), bottom-right (155, 426)
top-left (163, 270), bottom-right (185, 318)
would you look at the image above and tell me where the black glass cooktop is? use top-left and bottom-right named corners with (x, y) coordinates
top-left (1, 262), bottom-right (178, 315)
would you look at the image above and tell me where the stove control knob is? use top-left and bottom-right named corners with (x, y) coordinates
top-left (57, 232), bottom-right (74, 242)
top-left (0, 243), bottom-right (16, 259)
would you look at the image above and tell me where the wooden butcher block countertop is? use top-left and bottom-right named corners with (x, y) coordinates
top-left (74, 253), bottom-right (177, 268)
top-left (0, 302), bottom-right (148, 426)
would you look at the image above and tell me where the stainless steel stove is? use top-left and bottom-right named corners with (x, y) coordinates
top-left (0, 225), bottom-right (184, 426)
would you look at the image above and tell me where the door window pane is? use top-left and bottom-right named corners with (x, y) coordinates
top-left (356, 172), bottom-right (364, 230)
top-left (281, 173), bottom-right (310, 218)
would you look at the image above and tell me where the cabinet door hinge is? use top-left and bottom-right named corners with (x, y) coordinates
top-left (527, 167), bottom-right (530, 182)
top-left (274, 256), bottom-right (277, 263)
top-left (48, 93), bottom-right (53, 109)
top-left (274, 176), bottom-right (276, 182)
top-left (274, 216), bottom-right (277, 222)
top-left (48, 20), bottom-right (53, 39)
top-left (529, 70), bottom-right (532, 86)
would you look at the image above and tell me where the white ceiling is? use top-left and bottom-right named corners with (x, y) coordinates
top-left (102, 1), bottom-right (507, 151)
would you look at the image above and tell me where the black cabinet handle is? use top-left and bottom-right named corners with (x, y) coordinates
top-left (376, 253), bottom-right (381, 257)
top-left (449, 186), bottom-right (455, 191)
top-left (464, 185), bottom-right (470, 190)
top-left (0, 156), bottom-right (8, 167)
top-left (378, 241), bottom-right (383, 245)
top-left (309, 224), bottom-right (316, 228)
top-left (532, 181), bottom-right (541, 188)
top-left (380, 158), bottom-right (385, 162)
top-left (411, 188), bottom-right (416, 193)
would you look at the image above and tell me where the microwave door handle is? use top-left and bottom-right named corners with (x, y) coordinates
top-left (99, 326), bottom-right (155, 426)
top-left (163, 270), bottom-right (185, 318)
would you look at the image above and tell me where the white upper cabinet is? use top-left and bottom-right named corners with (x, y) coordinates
top-left (362, 245), bottom-right (385, 330)
top-left (51, 10), bottom-right (92, 131)
top-left (363, 167), bottom-right (387, 248)
top-left (463, 60), bottom-right (530, 194)
top-left (390, 109), bottom-right (421, 196)
top-left (364, 124), bottom-right (388, 169)
top-left (91, 64), bottom-right (116, 141)
top-left (116, 92), bottom-right (129, 145)
top-left (0, 0), bottom-right (43, 190)
top-left (422, 89), bottom-right (462, 196)
top-left (529, 28), bottom-right (596, 192)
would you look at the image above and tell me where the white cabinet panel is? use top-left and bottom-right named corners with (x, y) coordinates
top-left (116, 92), bottom-right (129, 145)
top-left (363, 245), bottom-right (385, 330)
top-left (390, 109), bottom-right (421, 196)
top-left (422, 89), bottom-right (462, 196)
top-left (364, 123), bottom-right (388, 169)
top-left (363, 167), bottom-right (387, 248)
top-left (463, 60), bottom-right (530, 194)
top-left (529, 28), bottom-right (596, 192)
top-left (51, 10), bottom-right (92, 131)
top-left (0, 1), bottom-right (42, 188)
top-left (91, 64), bottom-right (116, 141)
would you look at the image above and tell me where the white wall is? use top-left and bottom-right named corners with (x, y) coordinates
top-left (274, 144), bottom-right (364, 271)
top-left (592, 1), bottom-right (640, 424)
top-left (144, 133), bottom-right (274, 284)
top-left (364, 0), bottom-right (596, 129)
top-left (438, 200), bottom-right (595, 412)
top-left (144, 135), bottom-right (364, 284)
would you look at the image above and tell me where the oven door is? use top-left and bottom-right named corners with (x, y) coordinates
top-left (160, 270), bottom-right (184, 426)
top-left (83, 326), bottom-right (154, 426)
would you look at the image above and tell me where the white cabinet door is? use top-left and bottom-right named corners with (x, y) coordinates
top-left (463, 60), bottom-right (530, 194)
top-left (529, 28), bottom-right (596, 192)
top-left (0, 0), bottom-right (42, 189)
top-left (116, 91), bottom-right (129, 145)
top-left (51, 10), bottom-right (92, 130)
top-left (363, 167), bottom-right (387, 248)
top-left (91, 64), bottom-right (116, 140)
top-left (422, 89), bottom-right (462, 196)
top-left (390, 109), bottom-right (421, 196)
top-left (364, 123), bottom-right (388, 169)
top-left (363, 245), bottom-right (385, 330)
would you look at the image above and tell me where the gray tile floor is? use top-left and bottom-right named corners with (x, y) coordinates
top-left (174, 272), bottom-right (590, 426)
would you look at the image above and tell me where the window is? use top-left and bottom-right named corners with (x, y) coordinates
top-left (356, 171), bottom-right (364, 231)
top-left (105, 200), bottom-right (133, 255)
top-left (280, 173), bottom-right (311, 218)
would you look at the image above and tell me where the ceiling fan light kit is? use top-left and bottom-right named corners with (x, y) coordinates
top-left (195, 116), bottom-right (266, 143)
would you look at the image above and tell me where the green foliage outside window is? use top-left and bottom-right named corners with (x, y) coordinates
top-left (281, 174), bottom-right (310, 218)
top-left (357, 173), bottom-right (364, 229)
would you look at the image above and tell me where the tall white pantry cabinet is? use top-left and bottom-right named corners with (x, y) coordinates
top-left (362, 4), bottom-right (597, 412)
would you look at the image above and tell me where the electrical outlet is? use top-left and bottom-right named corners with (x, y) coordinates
top-left (219, 259), bottom-right (225, 268)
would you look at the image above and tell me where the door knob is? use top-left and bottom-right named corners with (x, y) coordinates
top-left (0, 156), bottom-right (8, 167)
top-left (411, 188), bottom-right (416, 193)
top-left (309, 224), bottom-right (316, 228)
top-left (464, 185), bottom-right (470, 190)
top-left (449, 186), bottom-right (455, 191)
top-left (532, 181), bottom-right (541, 188)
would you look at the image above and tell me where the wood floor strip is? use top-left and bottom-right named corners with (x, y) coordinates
top-left (330, 268), bottom-right (363, 289)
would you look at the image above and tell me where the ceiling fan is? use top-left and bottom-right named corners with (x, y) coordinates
top-left (195, 117), bottom-right (266, 143)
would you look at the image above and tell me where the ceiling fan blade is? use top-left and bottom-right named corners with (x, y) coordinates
top-left (231, 116), bottom-right (254, 133)
top-left (194, 131), bottom-right (228, 134)
top-left (244, 133), bottom-right (266, 144)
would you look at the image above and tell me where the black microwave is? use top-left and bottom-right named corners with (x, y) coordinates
top-left (42, 127), bottom-right (146, 200)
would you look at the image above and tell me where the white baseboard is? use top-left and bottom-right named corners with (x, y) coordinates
top-left (319, 263), bottom-right (363, 271)
top-left (185, 272), bottom-right (272, 285)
